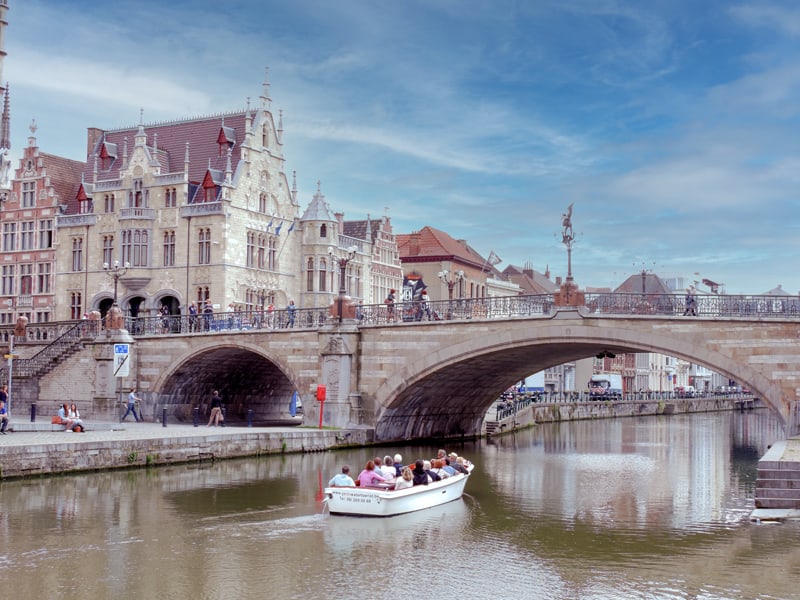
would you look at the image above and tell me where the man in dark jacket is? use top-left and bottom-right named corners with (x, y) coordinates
top-left (412, 459), bottom-right (429, 486)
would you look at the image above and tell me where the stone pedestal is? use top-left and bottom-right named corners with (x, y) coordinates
top-left (554, 280), bottom-right (585, 307)
top-left (90, 328), bottom-right (134, 421)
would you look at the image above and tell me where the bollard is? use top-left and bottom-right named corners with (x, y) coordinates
top-left (193, 406), bottom-right (199, 427)
top-left (221, 407), bottom-right (227, 427)
top-left (162, 407), bottom-right (167, 427)
top-left (247, 408), bottom-right (253, 428)
top-left (30, 402), bottom-right (36, 422)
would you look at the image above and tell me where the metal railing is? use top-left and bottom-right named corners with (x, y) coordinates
top-left (3, 292), bottom-right (800, 346)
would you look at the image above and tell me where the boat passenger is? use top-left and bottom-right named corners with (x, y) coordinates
top-left (358, 460), bottom-right (387, 487)
top-left (380, 455), bottom-right (397, 481)
top-left (449, 452), bottom-right (469, 474)
top-left (328, 465), bottom-right (355, 487)
top-left (394, 467), bottom-right (414, 490)
top-left (423, 460), bottom-right (441, 482)
top-left (393, 454), bottom-right (404, 477)
top-left (430, 459), bottom-right (451, 479)
top-left (442, 458), bottom-right (458, 476)
top-left (412, 460), bottom-right (430, 486)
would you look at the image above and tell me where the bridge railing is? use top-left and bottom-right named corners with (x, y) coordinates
top-left (2, 292), bottom-right (799, 343)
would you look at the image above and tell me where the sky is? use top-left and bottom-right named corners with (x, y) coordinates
top-left (4, 0), bottom-right (800, 295)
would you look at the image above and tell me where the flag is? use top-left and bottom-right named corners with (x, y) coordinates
top-left (266, 219), bottom-right (273, 230)
top-left (275, 222), bottom-right (283, 235)
top-left (488, 250), bottom-right (502, 265)
top-left (289, 391), bottom-right (298, 417)
top-left (287, 222), bottom-right (294, 234)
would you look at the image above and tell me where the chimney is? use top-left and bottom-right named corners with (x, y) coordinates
top-left (556, 276), bottom-right (563, 286)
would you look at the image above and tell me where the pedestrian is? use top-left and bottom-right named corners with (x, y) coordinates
top-left (121, 387), bottom-right (142, 422)
top-left (203, 301), bottom-right (214, 330)
top-left (267, 302), bottom-right (275, 328)
top-left (287, 300), bottom-right (296, 328)
top-left (683, 287), bottom-right (697, 316)
top-left (188, 301), bottom-right (198, 332)
top-left (385, 289), bottom-right (396, 321)
top-left (160, 303), bottom-right (170, 333)
top-left (207, 389), bottom-right (224, 426)
top-left (0, 399), bottom-right (8, 434)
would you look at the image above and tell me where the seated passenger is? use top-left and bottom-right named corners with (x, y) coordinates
top-left (358, 460), bottom-right (387, 487)
top-left (442, 458), bottom-right (458, 476)
top-left (412, 459), bottom-right (430, 486)
top-left (393, 454), bottom-right (404, 477)
top-left (449, 452), bottom-right (469, 474)
top-left (423, 460), bottom-right (441, 482)
top-left (430, 459), bottom-right (451, 479)
top-left (380, 455), bottom-right (397, 481)
top-left (328, 465), bottom-right (355, 487)
top-left (394, 467), bottom-right (414, 490)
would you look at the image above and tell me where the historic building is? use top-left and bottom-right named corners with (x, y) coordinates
top-left (54, 76), bottom-right (301, 321)
top-left (297, 184), bottom-right (402, 310)
top-left (397, 225), bottom-right (520, 303)
top-left (0, 123), bottom-right (84, 325)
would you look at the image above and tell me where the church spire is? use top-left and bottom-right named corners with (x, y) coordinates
top-left (0, 0), bottom-right (11, 153)
top-left (260, 66), bottom-right (271, 109)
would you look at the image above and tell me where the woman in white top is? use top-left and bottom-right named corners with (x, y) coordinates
top-left (68, 403), bottom-right (84, 429)
top-left (380, 455), bottom-right (397, 481)
top-left (394, 467), bottom-right (414, 490)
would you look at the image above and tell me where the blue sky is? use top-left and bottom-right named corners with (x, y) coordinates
top-left (5, 0), bottom-right (800, 294)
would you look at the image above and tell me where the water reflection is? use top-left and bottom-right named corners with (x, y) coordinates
top-left (1, 410), bottom-right (798, 600)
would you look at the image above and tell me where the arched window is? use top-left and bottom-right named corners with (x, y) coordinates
top-left (320, 224), bottom-right (327, 238)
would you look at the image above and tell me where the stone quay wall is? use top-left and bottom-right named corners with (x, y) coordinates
top-left (0, 428), bottom-right (372, 480)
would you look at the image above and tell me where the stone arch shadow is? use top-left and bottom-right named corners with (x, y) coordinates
top-left (372, 324), bottom-right (786, 442)
top-left (153, 342), bottom-right (302, 425)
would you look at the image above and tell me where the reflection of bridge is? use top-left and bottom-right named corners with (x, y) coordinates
top-left (4, 293), bottom-right (800, 442)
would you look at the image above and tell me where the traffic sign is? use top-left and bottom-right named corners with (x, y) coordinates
top-left (113, 343), bottom-right (130, 377)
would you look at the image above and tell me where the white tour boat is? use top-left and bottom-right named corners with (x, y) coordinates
top-left (324, 466), bottom-right (473, 517)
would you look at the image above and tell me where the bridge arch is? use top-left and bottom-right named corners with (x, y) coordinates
top-left (372, 318), bottom-right (788, 441)
top-left (153, 341), bottom-right (301, 425)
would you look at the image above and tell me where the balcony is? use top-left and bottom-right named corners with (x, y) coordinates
top-left (57, 213), bottom-right (97, 228)
top-left (180, 201), bottom-right (225, 218)
top-left (119, 207), bottom-right (156, 220)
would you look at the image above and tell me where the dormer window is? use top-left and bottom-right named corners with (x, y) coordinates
top-left (99, 142), bottom-right (117, 170)
top-left (217, 126), bottom-right (235, 157)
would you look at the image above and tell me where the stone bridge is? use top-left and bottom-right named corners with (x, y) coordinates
top-left (20, 305), bottom-right (797, 443)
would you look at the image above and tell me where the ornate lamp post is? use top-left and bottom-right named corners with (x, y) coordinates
top-left (103, 260), bottom-right (130, 305)
top-left (328, 245), bottom-right (357, 323)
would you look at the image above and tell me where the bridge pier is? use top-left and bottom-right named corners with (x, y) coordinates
top-left (89, 328), bottom-right (135, 422)
top-left (314, 324), bottom-right (362, 428)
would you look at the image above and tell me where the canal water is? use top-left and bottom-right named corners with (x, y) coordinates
top-left (1, 410), bottom-right (798, 600)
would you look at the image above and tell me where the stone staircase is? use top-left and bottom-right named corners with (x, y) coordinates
top-left (754, 441), bottom-right (800, 511)
top-left (0, 321), bottom-right (90, 382)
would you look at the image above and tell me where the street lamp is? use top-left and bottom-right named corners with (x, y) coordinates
top-left (328, 245), bottom-right (357, 323)
top-left (103, 260), bottom-right (131, 305)
top-left (438, 269), bottom-right (465, 300)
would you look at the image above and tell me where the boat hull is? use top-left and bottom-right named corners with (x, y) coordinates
top-left (325, 472), bottom-right (470, 517)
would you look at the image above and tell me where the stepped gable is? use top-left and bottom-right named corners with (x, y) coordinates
top-left (32, 152), bottom-right (85, 207)
top-left (85, 111), bottom-right (249, 184)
